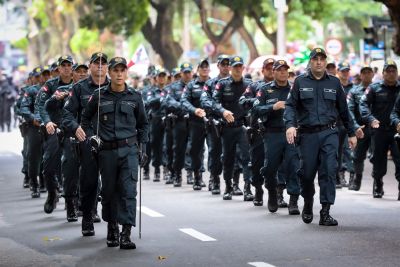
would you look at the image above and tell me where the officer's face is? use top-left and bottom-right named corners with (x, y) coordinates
top-left (262, 64), bottom-right (274, 81)
top-left (32, 76), bottom-right (40, 84)
top-left (109, 65), bottom-right (128, 87)
top-left (156, 73), bottom-right (167, 86)
top-left (360, 69), bottom-right (373, 85)
top-left (40, 71), bottom-right (51, 83)
top-left (273, 66), bottom-right (289, 83)
top-left (90, 58), bottom-right (108, 79)
top-left (310, 55), bottom-right (327, 74)
top-left (198, 63), bottom-right (210, 79)
top-left (172, 74), bottom-right (181, 82)
top-left (218, 60), bottom-right (230, 76)
top-left (338, 69), bottom-right (350, 80)
top-left (326, 66), bottom-right (337, 76)
top-left (383, 67), bottom-right (398, 85)
top-left (59, 62), bottom-right (73, 79)
top-left (51, 69), bottom-right (59, 78)
top-left (230, 64), bottom-right (244, 77)
top-left (181, 71), bottom-right (193, 83)
top-left (73, 67), bottom-right (88, 83)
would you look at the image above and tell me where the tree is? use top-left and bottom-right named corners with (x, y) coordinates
top-left (376, 0), bottom-right (400, 55)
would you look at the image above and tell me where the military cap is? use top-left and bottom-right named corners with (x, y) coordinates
top-left (32, 66), bottom-right (42, 77)
top-left (180, 62), bottom-right (193, 72)
top-left (263, 58), bottom-right (275, 67)
top-left (217, 54), bottom-right (230, 64)
top-left (230, 56), bottom-right (244, 67)
top-left (273, 59), bottom-right (290, 70)
top-left (156, 67), bottom-right (168, 76)
top-left (72, 63), bottom-right (89, 71)
top-left (90, 52), bottom-right (108, 64)
top-left (108, 57), bottom-right (128, 69)
top-left (58, 55), bottom-right (74, 65)
top-left (383, 59), bottom-right (397, 71)
top-left (50, 62), bottom-right (58, 71)
top-left (198, 57), bottom-right (210, 66)
top-left (338, 62), bottom-right (350, 71)
top-left (28, 71), bottom-right (33, 78)
top-left (326, 60), bottom-right (336, 68)
top-left (171, 67), bottom-right (181, 77)
top-left (41, 65), bottom-right (51, 73)
top-left (360, 64), bottom-right (373, 73)
top-left (309, 47), bottom-right (327, 59)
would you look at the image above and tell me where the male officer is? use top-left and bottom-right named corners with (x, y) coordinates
top-left (165, 62), bottom-right (193, 187)
top-left (255, 60), bottom-right (301, 214)
top-left (63, 52), bottom-right (109, 235)
top-left (146, 68), bottom-right (168, 182)
top-left (213, 56), bottom-right (253, 201)
top-left (326, 61), bottom-right (337, 76)
top-left (181, 58), bottom-right (210, 190)
top-left (285, 48), bottom-right (357, 226)
top-left (81, 56), bottom-right (149, 249)
top-left (201, 54), bottom-right (230, 194)
top-left (36, 56), bottom-right (74, 214)
top-left (363, 59), bottom-right (400, 199)
top-left (347, 64), bottom-right (373, 190)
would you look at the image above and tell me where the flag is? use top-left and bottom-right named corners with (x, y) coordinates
top-left (127, 44), bottom-right (149, 68)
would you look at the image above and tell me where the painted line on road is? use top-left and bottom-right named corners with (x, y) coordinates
top-left (248, 262), bottom-right (276, 267)
top-left (137, 206), bottom-right (165, 217)
top-left (179, 228), bottom-right (216, 242)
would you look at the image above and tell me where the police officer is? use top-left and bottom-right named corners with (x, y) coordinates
top-left (165, 62), bottom-right (193, 187)
top-left (326, 61), bottom-right (337, 76)
top-left (146, 68), bottom-right (168, 182)
top-left (0, 74), bottom-right (17, 132)
top-left (181, 58), bottom-right (210, 190)
top-left (81, 57), bottom-right (149, 249)
top-left (362, 59), bottom-right (400, 199)
top-left (201, 54), bottom-right (230, 194)
top-left (347, 64), bottom-right (374, 190)
top-left (50, 62), bottom-right (59, 78)
top-left (63, 52), bottom-right (109, 235)
top-left (256, 59), bottom-right (301, 214)
top-left (285, 48), bottom-right (357, 226)
top-left (213, 56), bottom-right (254, 201)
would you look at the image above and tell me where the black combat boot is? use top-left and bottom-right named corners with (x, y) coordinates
top-left (193, 171), bottom-right (202, 191)
top-left (153, 167), bottom-right (161, 182)
top-left (339, 171), bottom-right (348, 187)
top-left (319, 204), bottom-right (338, 226)
top-left (200, 174), bottom-right (206, 188)
top-left (373, 178), bottom-right (384, 198)
top-left (267, 188), bottom-right (278, 213)
top-left (211, 175), bottom-right (220, 195)
top-left (39, 173), bottom-right (46, 193)
top-left (243, 181), bottom-right (254, 201)
top-left (31, 187), bottom-right (40, 198)
top-left (66, 198), bottom-right (78, 222)
top-left (288, 195), bottom-right (300, 215)
top-left (163, 166), bottom-right (169, 181)
top-left (186, 170), bottom-right (194, 185)
top-left (349, 173), bottom-right (362, 191)
top-left (253, 185), bottom-right (263, 206)
top-left (23, 175), bottom-right (30, 188)
top-left (348, 172), bottom-right (355, 189)
top-left (92, 200), bottom-right (101, 223)
top-left (44, 189), bottom-right (58, 214)
top-left (165, 169), bottom-right (174, 185)
top-left (173, 171), bottom-right (182, 187)
top-left (223, 180), bottom-right (233, 200)
top-left (277, 185), bottom-right (288, 208)
top-left (232, 170), bottom-right (243, 196)
top-left (335, 172), bottom-right (343, 189)
top-left (82, 215), bottom-right (95, 236)
top-left (107, 222), bottom-right (120, 247)
top-left (120, 225), bottom-right (136, 249)
top-left (143, 169), bottom-right (150, 180)
top-left (302, 198), bottom-right (313, 224)
top-left (208, 175), bottom-right (214, 191)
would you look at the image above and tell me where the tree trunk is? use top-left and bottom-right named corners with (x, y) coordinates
top-left (377, 0), bottom-right (400, 55)
top-left (237, 26), bottom-right (259, 62)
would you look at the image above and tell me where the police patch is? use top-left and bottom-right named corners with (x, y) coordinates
top-left (267, 89), bottom-right (274, 93)
top-left (253, 99), bottom-right (260, 106)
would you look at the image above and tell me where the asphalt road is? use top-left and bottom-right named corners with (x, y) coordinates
top-left (0, 129), bottom-right (399, 267)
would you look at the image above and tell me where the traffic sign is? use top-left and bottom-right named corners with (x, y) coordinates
top-left (325, 38), bottom-right (343, 56)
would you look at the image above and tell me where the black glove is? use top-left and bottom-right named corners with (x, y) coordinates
top-left (139, 143), bottom-right (148, 168)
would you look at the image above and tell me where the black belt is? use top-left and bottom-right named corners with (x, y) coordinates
top-left (298, 123), bottom-right (336, 134)
top-left (102, 136), bottom-right (137, 150)
top-left (265, 127), bottom-right (286, 133)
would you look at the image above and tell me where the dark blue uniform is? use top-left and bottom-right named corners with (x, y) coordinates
top-left (361, 81), bottom-right (400, 197)
top-left (140, 85), bottom-right (153, 178)
top-left (81, 84), bottom-right (149, 226)
top-left (284, 71), bottom-right (355, 205)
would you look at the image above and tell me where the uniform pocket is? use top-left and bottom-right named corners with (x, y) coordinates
top-left (100, 103), bottom-right (114, 123)
top-left (323, 89), bottom-right (336, 101)
top-left (299, 88), bottom-right (313, 99)
top-left (120, 102), bottom-right (135, 123)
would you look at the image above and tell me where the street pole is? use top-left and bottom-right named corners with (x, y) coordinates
top-left (275, 0), bottom-right (286, 57)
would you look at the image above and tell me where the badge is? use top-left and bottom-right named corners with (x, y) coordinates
top-left (267, 89), bottom-right (274, 93)
top-left (103, 115), bottom-right (108, 121)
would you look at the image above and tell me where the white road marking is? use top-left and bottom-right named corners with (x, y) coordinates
top-left (179, 228), bottom-right (216, 242)
top-left (248, 262), bottom-right (277, 267)
top-left (137, 206), bottom-right (165, 217)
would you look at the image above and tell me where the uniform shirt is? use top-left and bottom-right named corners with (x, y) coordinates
top-left (36, 77), bottom-right (72, 125)
top-left (146, 85), bottom-right (167, 118)
top-left (20, 84), bottom-right (42, 123)
top-left (239, 80), bottom-right (264, 127)
top-left (165, 80), bottom-right (188, 117)
top-left (45, 83), bottom-right (73, 131)
top-left (81, 84), bottom-right (149, 143)
top-left (181, 77), bottom-right (208, 122)
top-left (342, 82), bottom-right (354, 95)
top-left (63, 76), bottom-right (109, 135)
top-left (200, 76), bottom-right (223, 115)
top-left (347, 83), bottom-right (368, 129)
top-left (14, 86), bottom-right (29, 117)
top-left (212, 76), bottom-right (252, 125)
top-left (256, 80), bottom-right (291, 128)
top-left (360, 80), bottom-right (400, 129)
top-left (284, 70), bottom-right (355, 136)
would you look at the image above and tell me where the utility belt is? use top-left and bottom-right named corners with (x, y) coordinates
top-left (298, 123), bottom-right (336, 134)
top-left (101, 136), bottom-right (137, 150)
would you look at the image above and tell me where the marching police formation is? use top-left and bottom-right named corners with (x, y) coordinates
top-left (11, 47), bottom-right (400, 249)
